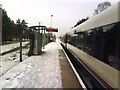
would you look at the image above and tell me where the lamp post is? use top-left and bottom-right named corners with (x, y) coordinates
top-left (50, 15), bottom-right (53, 28)
top-left (50, 15), bottom-right (53, 42)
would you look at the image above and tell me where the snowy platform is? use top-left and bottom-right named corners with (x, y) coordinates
top-left (0, 41), bottom-right (82, 89)
top-left (0, 42), bottom-right (62, 88)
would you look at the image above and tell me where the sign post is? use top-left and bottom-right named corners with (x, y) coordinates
top-left (20, 35), bottom-right (22, 62)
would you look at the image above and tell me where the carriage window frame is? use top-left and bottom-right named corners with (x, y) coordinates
top-left (67, 21), bottom-right (120, 70)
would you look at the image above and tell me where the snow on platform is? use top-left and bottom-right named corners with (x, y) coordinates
top-left (0, 42), bottom-right (62, 88)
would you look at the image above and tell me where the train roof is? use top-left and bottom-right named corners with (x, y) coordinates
top-left (68, 1), bottom-right (120, 34)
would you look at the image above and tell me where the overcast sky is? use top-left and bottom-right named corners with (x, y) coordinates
top-left (0, 0), bottom-right (119, 35)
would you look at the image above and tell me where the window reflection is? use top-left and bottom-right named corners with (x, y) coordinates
top-left (67, 22), bottom-right (120, 70)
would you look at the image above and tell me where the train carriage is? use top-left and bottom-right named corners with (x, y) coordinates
top-left (61, 1), bottom-right (120, 89)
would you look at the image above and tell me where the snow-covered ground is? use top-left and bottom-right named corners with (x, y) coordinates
top-left (0, 41), bottom-right (30, 76)
top-left (0, 47), bottom-right (29, 76)
top-left (1, 41), bottom-right (29, 53)
top-left (0, 42), bottom-right (62, 88)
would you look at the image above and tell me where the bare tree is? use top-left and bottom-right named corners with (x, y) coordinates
top-left (93, 1), bottom-right (111, 16)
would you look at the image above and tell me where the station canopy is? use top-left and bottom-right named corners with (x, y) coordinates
top-left (46, 27), bottom-right (58, 32)
top-left (29, 25), bottom-right (46, 30)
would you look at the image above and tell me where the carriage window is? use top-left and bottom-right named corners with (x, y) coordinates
top-left (67, 22), bottom-right (120, 70)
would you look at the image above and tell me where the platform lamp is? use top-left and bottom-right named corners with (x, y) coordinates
top-left (51, 15), bottom-right (53, 28)
top-left (50, 15), bottom-right (53, 41)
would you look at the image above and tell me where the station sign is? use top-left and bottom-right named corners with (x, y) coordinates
top-left (46, 27), bottom-right (58, 32)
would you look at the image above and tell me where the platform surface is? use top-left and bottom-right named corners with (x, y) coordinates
top-left (59, 48), bottom-right (82, 88)
top-left (0, 41), bottom-right (82, 89)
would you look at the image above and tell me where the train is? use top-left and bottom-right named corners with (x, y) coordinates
top-left (60, 1), bottom-right (120, 89)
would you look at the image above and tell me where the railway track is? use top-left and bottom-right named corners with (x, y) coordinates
top-left (60, 43), bottom-right (113, 89)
